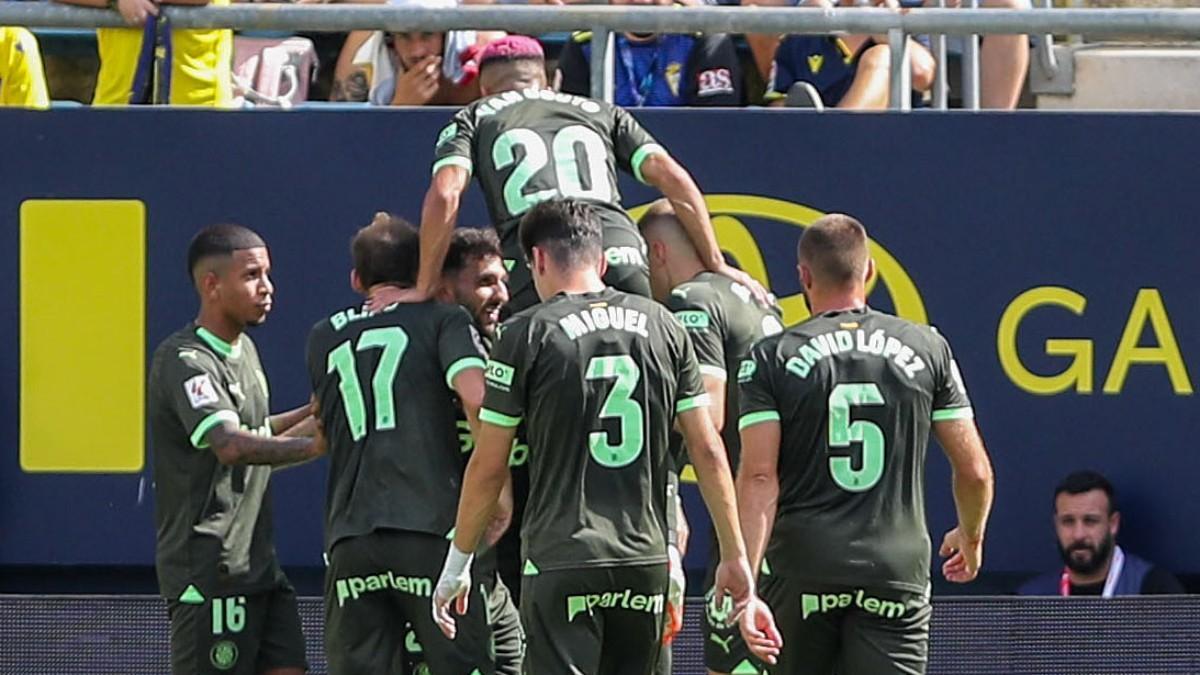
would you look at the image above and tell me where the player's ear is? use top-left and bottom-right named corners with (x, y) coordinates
top-left (596, 249), bottom-right (609, 279)
top-left (798, 263), bottom-right (812, 292)
top-left (1110, 510), bottom-right (1121, 537)
top-left (864, 258), bottom-right (877, 286)
top-left (350, 269), bottom-right (365, 295)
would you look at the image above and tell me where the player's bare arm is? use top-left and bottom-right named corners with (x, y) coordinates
top-left (677, 405), bottom-right (755, 610)
top-left (205, 421), bottom-right (325, 467)
top-left (269, 401), bottom-right (313, 436)
top-left (433, 420), bottom-right (516, 638)
top-left (735, 419), bottom-right (780, 575)
top-left (703, 374), bottom-right (728, 433)
top-left (450, 365), bottom-right (486, 436)
top-left (934, 418), bottom-right (995, 583)
top-left (639, 154), bottom-right (771, 306)
top-left (483, 475), bottom-right (515, 548)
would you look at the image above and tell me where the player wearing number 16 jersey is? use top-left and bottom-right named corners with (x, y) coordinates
top-left (399, 34), bottom-right (768, 317)
top-left (306, 216), bottom-right (495, 674)
top-left (431, 199), bottom-right (767, 675)
top-left (735, 215), bottom-right (995, 674)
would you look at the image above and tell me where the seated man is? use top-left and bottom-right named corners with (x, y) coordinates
top-left (923, 0), bottom-right (1030, 110)
top-left (556, 0), bottom-right (743, 106)
top-left (331, 0), bottom-right (501, 105)
top-left (765, 0), bottom-right (935, 109)
top-left (0, 27), bottom-right (49, 108)
top-left (1019, 470), bottom-right (1185, 596)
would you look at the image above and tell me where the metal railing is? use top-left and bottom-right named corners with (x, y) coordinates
top-left (5, 4), bottom-right (1200, 109)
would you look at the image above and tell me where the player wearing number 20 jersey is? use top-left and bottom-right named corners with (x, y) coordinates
top-left (306, 218), bottom-right (495, 675)
top-left (432, 60), bottom-right (667, 312)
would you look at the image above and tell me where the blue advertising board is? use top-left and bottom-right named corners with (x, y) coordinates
top-left (1, 108), bottom-right (1196, 585)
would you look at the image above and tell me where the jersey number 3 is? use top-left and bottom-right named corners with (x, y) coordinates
top-left (828, 383), bottom-right (886, 492)
top-left (493, 125), bottom-right (613, 216)
top-left (327, 327), bottom-right (410, 442)
top-left (586, 355), bottom-right (643, 468)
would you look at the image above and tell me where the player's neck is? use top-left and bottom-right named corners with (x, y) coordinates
top-left (675, 257), bottom-right (707, 288)
top-left (195, 308), bottom-right (243, 347)
top-left (1069, 555), bottom-right (1113, 586)
top-left (805, 287), bottom-right (867, 316)
top-left (546, 271), bottom-right (606, 297)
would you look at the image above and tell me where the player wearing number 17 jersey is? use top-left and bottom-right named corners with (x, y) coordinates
top-left (399, 34), bottom-right (767, 317)
top-left (432, 199), bottom-right (768, 675)
top-left (736, 215), bottom-right (995, 674)
top-left (306, 216), bottom-right (495, 674)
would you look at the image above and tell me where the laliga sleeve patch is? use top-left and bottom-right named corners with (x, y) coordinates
top-left (184, 373), bottom-right (220, 410)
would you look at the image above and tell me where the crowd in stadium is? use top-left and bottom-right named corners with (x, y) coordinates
top-left (1, 0), bottom-right (1035, 109)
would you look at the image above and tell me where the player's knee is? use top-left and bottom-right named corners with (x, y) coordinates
top-left (857, 45), bottom-right (892, 73)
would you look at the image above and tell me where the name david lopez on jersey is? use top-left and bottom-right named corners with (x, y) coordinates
top-left (782, 327), bottom-right (928, 380)
top-left (558, 305), bottom-right (652, 341)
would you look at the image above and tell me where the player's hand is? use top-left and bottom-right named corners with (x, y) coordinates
top-left (117, 0), bottom-right (158, 26)
top-left (712, 555), bottom-right (756, 621)
top-left (663, 544), bottom-right (686, 644)
top-left (740, 597), bottom-right (783, 665)
top-left (393, 55), bottom-right (442, 106)
top-left (431, 545), bottom-right (474, 639)
top-left (716, 264), bottom-right (775, 309)
top-left (365, 285), bottom-right (431, 311)
top-left (939, 526), bottom-right (983, 583)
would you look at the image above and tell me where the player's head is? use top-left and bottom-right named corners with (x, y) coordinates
top-left (638, 199), bottom-right (702, 302)
top-left (439, 227), bottom-right (509, 337)
top-left (478, 36), bottom-right (547, 96)
top-left (1053, 470), bottom-right (1120, 576)
top-left (519, 198), bottom-right (606, 300)
top-left (349, 212), bottom-right (420, 296)
top-left (187, 224), bottom-right (273, 328)
top-left (796, 213), bottom-right (875, 300)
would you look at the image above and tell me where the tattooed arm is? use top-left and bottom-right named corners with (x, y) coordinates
top-left (206, 421), bottom-right (325, 466)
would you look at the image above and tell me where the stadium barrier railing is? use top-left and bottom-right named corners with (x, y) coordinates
top-left (5, 4), bottom-right (1200, 109)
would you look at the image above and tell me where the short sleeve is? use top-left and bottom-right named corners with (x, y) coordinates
top-left (684, 33), bottom-right (743, 107)
top-left (667, 287), bottom-right (727, 382)
top-left (556, 35), bottom-right (591, 96)
top-left (163, 348), bottom-right (240, 449)
top-left (931, 332), bottom-right (974, 421)
top-left (670, 320), bottom-right (711, 415)
top-left (439, 307), bottom-right (488, 389)
top-left (765, 38), bottom-right (798, 102)
top-left (480, 316), bottom-right (534, 428)
top-left (737, 339), bottom-right (781, 431)
top-left (431, 106), bottom-right (477, 178)
top-left (612, 106), bottom-right (666, 185)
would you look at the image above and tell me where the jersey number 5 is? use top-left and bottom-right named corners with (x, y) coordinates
top-left (493, 125), bottom-right (613, 216)
top-left (585, 355), bottom-right (644, 468)
top-left (828, 383), bottom-right (886, 492)
top-left (327, 327), bottom-right (410, 442)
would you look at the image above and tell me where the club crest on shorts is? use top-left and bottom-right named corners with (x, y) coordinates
top-left (210, 640), bottom-right (239, 671)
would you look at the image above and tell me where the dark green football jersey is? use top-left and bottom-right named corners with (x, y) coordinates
top-left (431, 88), bottom-right (664, 241)
top-left (666, 271), bottom-right (785, 468)
top-left (479, 288), bottom-right (709, 572)
top-left (305, 302), bottom-right (486, 550)
top-left (148, 324), bottom-right (284, 601)
top-left (738, 307), bottom-right (973, 593)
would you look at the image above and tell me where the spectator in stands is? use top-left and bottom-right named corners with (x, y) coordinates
top-left (1019, 470), bottom-right (1186, 596)
top-left (555, 0), bottom-right (744, 107)
top-left (54, 0), bottom-right (233, 105)
top-left (923, 0), bottom-right (1030, 109)
top-left (331, 0), bottom-right (501, 105)
top-left (765, 0), bottom-right (935, 109)
top-left (0, 27), bottom-right (49, 108)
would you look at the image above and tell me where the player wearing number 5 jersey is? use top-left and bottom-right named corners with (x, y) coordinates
top-left (400, 34), bottom-right (767, 317)
top-left (432, 199), bottom-right (768, 674)
top-left (736, 215), bottom-right (995, 675)
top-left (306, 216), bottom-right (495, 674)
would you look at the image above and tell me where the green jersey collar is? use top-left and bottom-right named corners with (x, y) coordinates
top-left (195, 326), bottom-right (242, 359)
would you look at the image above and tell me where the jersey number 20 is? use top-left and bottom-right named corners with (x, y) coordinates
top-left (327, 327), bottom-right (410, 441)
top-left (493, 125), bottom-right (613, 216)
top-left (828, 383), bottom-right (886, 492)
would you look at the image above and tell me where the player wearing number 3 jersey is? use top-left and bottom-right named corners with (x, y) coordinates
top-left (432, 199), bottom-right (768, 675)
top-left (405, 34), bottom-right (768, 317)
top-left (306, 216), bottom-right (495, 674)
top-left (735, 215), bottom-right (996, 675)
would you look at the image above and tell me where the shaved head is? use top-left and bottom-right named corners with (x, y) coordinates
top-left (797, 214), bottom-right (870, 287)
top-left (187, 223), bottom-right (266, 289)
top-left (637, 199), bottom-right (693, 250)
